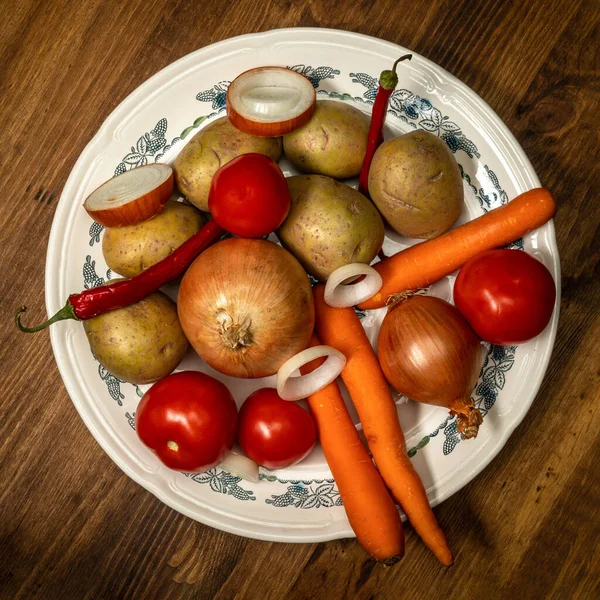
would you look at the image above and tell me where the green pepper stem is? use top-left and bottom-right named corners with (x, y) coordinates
top-left (380, 54), bottom-right (413, 90)
top-left (15, 302), bottom-right (78, 333)
top-left (392, 54), bottom-right (412, 73)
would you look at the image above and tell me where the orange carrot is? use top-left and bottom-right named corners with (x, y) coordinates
top-left (313, 285), bottom-right (453, 566)
top-left (301, 334), bottom-right (404, 564)
top-left (359, 188), bottom-right (556, 310)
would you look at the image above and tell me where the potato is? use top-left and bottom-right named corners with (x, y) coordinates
top-left (173, 117), bottom-right (282, 211)
top-left (368, 130), bottom-right (464, 239)
top-left (83, 291), bottom-right (188, 385)
top-left (277, 175), bottom-right (384, 281)
top-left (102, 201), bottom-right (207, 278)
top-left (283, 101), bottom-right (370, 179)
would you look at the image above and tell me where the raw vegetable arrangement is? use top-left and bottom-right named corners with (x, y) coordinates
top-left (16, 59), bottom-right (558, 566)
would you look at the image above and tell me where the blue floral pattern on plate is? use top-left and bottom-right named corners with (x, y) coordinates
top-left (263, 478), bottom-right (343, 509)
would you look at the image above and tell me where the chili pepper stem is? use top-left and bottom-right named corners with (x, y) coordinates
top-left (392, 54), bottom-right (413, 73)
top-left (15, 302), bottom-right (79, 333)
top-left (379, 54), bottom-right (412, 90)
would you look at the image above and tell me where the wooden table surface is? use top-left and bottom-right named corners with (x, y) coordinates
top-left (1, 0), bottom-right (599, 598)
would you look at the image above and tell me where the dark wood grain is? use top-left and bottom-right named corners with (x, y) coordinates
top-left (1, 0), bottom-right (599, 598)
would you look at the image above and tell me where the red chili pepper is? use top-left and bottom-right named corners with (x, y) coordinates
top-left (358, 54), bottom-right (412, 197)
top-left (16, 219), bottom-right (224, 333)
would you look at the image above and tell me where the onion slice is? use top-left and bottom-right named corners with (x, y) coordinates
top-left (324, 263), bottom-right (383, 308)
top-left (277, 345), bottom-right (346, 401)
top-left (226, 66), bottom-right (316, 137)
top-left (83, 163), bottom-right (173, 227)
top-left (219, 452), bottom-right (260, 483)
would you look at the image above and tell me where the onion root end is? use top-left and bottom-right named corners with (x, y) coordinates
top-left (453, 406), bottom-right (484, 439)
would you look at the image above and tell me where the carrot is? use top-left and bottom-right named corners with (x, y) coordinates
top-left (301, 334), bottom-right (404, 564)
top-left (313, 285), bottom-right (453, 566)
top-left (358, 187), bottom-right (556, 310)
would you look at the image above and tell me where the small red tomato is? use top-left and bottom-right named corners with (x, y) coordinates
top-left (238, 388), bottom-right (317, 470)
top-left (208, 153), bottom-right (290, 238)
top-left (454, 249), bottom-right (556, 345)
top-left (135, 371), bottom-right (238, 472)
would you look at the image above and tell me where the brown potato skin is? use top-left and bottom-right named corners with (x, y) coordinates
top-left (83, 291), bottom-right (189, 385)
top-left (368, 130), bottom-right (464, 239)
top-left (277, 175), bottom-right (385, 281)
top-left (102, 201), bottom-right (207, 278)
top-left (283, 101), bottom-right (370, 179)
top-left (173, 117), bottom-right (282, 211)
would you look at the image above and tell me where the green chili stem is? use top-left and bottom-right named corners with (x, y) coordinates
top-left (15, 303), bottom-right (78, 333)
top-left (379, 54), bottom-right (412, 90)
top-left (392, 54), bottom-right (412, 73)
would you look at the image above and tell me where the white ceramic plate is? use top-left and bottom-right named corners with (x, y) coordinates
top-left (46, 28), bottom-right (560, 543)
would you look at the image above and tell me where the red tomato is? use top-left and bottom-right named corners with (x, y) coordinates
top-left (208, 153), bottom-right (290, 237)
top-left (454, 249), bottom-right (556, 345)
top-left (135, 371), bottom-right (238, 472)
top-left (238, 388), bottom-right (317, 470)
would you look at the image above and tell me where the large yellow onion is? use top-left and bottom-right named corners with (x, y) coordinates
top-left (178, 238), bottom-right (314, 378)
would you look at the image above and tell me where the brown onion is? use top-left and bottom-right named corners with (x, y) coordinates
top-left (378, 295), bottom-right (484, 439)
top-left (178, 238), bottom-right (314, 378)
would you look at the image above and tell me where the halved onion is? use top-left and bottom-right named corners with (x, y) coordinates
top-left (226, 66), bottom-right (316, 137)
top-left (219, 451), bottom-right (260, 483)
top-left (83, 163), bottom-right (173, 227)
top-left (277, 345), bottom-right (346, 401)
top-left (324, 263), bottom-right (383, 308)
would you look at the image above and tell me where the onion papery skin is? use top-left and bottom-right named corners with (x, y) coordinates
top-left (378, 295), bottom-right (484, 439)
top-left (178, 238), bottom-right (315, 379)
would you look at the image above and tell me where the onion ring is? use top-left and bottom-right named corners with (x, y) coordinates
top-left (324, 263), bottom-right (383, 308)
top-left (276, 345), bottom-right (346, 401)
top-left (219, 451), bottom-right (260, 483)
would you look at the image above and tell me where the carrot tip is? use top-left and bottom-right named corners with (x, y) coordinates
top-left (441, 554), bottom-right (454, 567)
top-left (381, 554), bottom-right (402, 567)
